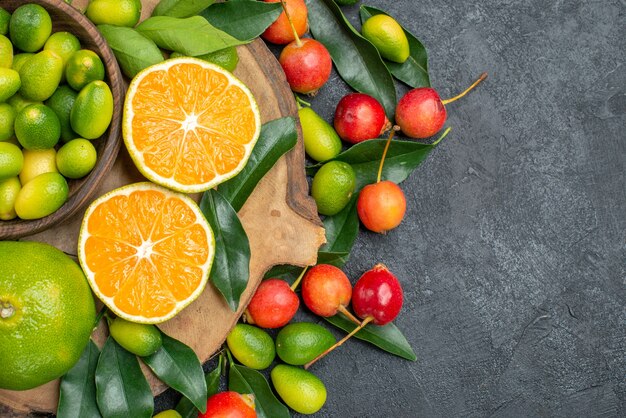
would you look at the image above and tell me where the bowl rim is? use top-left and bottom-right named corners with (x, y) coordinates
top-left (0, 0), bottom-right (124, 240)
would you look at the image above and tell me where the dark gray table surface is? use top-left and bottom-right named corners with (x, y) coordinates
top-left (128, 0), bottom-right (625, 416)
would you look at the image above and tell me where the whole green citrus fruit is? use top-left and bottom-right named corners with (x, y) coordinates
top-left (0, 241), bottom-right (96, 390)
top-left (361, 14), bottom-right (410, 63)
top-left (311, 160), bottom-right (356, 216)
top-left (9, 4), bottom-right (52, 53)
top-left (108, 317), bottom-right (162, 357)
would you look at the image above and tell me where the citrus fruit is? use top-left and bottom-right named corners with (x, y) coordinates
top-left (0, 176), bottom-right (20, 220)
top-left (70, 80), bottom-right (113, 139)
top-left (15, 172), bottom-right (68, 219)
top-left (0, 34), bottom-right (13, 68)
top-left (56, 138), bottom-right (97, 179)
top-left (65, 49), bottom-right (105, 91)
top-left (9, 4), bottom-right (52, 53)
top-left (108, 317), bottom-right (162, 357)
top-left (226, 324), bottom-right (276, 370)
top-left (271, 365), bottom-right (327, 414)
top-left (77, 182), bottom-right (215, 323)
top-left (44, 32), bottom-right (81, 81)
top-left (7, 92), bottom-right (40, 113)
top-left (123, 58), bottom-right (261, 193)
top-left (299, 107), bottom-right (342, 162)
top-left (0, 142), bottom-right (23, 180)
top-left (0, 241), bottom-right (96, 390)
top-left (0, 7), bottom-right (10, 36)
top-left (275, 322), bottom-right (335, 366)
top-left (45, 85), bottom-right (78, 142)
top-left (154, 410), bottom-right (183, 418)
top-left (0, 68), bottom-right (20, 102)
top-left (0, 102), bottom-right (16, 141)
top-left (11, 52), bottom-right (33, 72)
top-left (311, 161), bottom-right (357, 216)
top-left (15, 103), bottom-right (61, 150)
top-left (19, 50), bottom-right (64, 102)
top-left (171, 46), bottom-right (239, 73)
top-left (86, 0), bottom-right (142, 28)
top-left (361, 15), bottom-right (410, 63)
top-left (20, 148), bottom-right (57, 185)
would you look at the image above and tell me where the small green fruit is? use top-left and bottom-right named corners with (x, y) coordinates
top-left (299, 107), bottom-right (342, 163)
top-left (226, 323), bottom-right (276, 370)
top-left (271, 364), bottom-right (327, 415)
top-left (108, 317), bottom-right (162, 357)
top-left (70, 80), bottom-right (113, 139)
top-left (14, 172), bottom-right (68, 219)
top-left (276, 322), bottom-right (335, 366)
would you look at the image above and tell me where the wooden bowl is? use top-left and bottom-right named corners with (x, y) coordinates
top-left (0, 0), bottom-right (124, 239)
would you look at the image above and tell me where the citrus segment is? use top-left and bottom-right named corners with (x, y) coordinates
top-left (78, 182), bottom-right (214, 324)
top-left (123, 58), bottom-right (261, 193)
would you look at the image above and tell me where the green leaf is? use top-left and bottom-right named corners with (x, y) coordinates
top-left (152, 0), bottom-right (215, 18)
top-left (305, 0), bottom-right (396, 118)
top-left (229, 364), bottom-right (290, 418)
top-left (307, 138), bottom-right (440, 190)
top-left (95, 337), bottom-right (154, 418)
top-left (320, 195), bottom-right (359, 254)
top-left (175, 356), bottom-right (223, 418)
top-left (325, 313), bottom-right (417, 361)
top-left (219, 117), bottom-right (298, 212)
top-left (200, 189), bottom-right (251, 311)
top-left (200, 0), bottom-right (283, 42)
top-left (57, 340), bottom-right (102, 418)
top-left (136, 16), bottom-right (242, 56)
top-left (97, 25), bottom-right (164, 78)
top-left (143, 332), bottom-right (207, 413)
top-left (360, 6), bottom-right (430, 88)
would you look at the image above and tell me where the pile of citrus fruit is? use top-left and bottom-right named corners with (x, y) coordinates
top-left (0, 3), bottom-right (113, 221)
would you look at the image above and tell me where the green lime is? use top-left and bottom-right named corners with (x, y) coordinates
top-left (0, 68), bottom-right (20, 103)
top-left (0, 103), bottom-right (16, 141)
top-left (56, 139), bottom-right (97, 179)
top-left (14, 172), bottom-right (68, 219)
top-left (45, 85), bottom-right (78, 142)
top-left (0, 35), bottom-right (12, 69)
top-left (0, 7), bottom-right (10, 36)
top-left (271, 364), bottom-right (327, 415)
top-left (11, 53), bottom-right (33, 72)
top-left (311, 161), bottom-right (356, 216)
top-left (108, 317), bottom-right (162, 357)
top-left (20, 148), bottom-right (57, 185)
top-left (153, 410), bottom-right (182, 418)
top-left (70, 80), bottom-right (113, 139)
top-left (7, 92), bottom-right (40, 113)
top-left (9, 4), bottom-right (52, 53)
top-left (15, 104), bottom-right (60, 150)
top-left (0, 176), bottom-right (20, 220)
top-left (0, 142), bottom-right (23, 180)
top-left (44, 32), bottom-right (81, 82)
top-left (86, 0), bottom-right (142, 28)
top-left (65, 49), bottom-right (105, 91)
top-left (276, 322), bottom-right (335, 366)
top-left (227, 323), bottom-right (276, 370)
top-left (0, 241), bottom-right (96, 390)
top-left (18, 50), bottom-right (63, 102)
top-left (171, 46), bottom-right (239, 72)
top-left (299, 107), bottom-right (342, 162)
top-left (362, 15), bottom-right (410, 63)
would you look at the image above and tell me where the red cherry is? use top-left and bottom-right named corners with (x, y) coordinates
top-left (261, 0), bottom-right (308, 45)
top-left (357, 181), bottom-right (406, 233)
top-left (352, 264), bottom-right (403, 325)
top-left (302, 264), bottom-right (359, 322)
top-left (334, 93), bottom-right (389, 143)
top-left (279, 38), bottom-right (332, 94)
top-left (199, 391), bottom-right (256, 418)
top-left (245, 279), bottom-right (299, 328)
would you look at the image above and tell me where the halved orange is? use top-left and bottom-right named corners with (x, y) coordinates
top-left (77, 182), bottom-right (214, 324)
top-left (123, 58), bottom-right (261, 193)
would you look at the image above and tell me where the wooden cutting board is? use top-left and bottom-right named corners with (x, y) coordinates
top-left (0, 0), bottom-right (325, 414)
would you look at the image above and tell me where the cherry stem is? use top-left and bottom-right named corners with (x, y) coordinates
top-left (279, 0), bottom-right (302, 47)
top-left (441, 72), bottom-right (488, 105)
top-left (376, 126), bottom-right (400, 183)
top-left (337, 305), bottom-right (361, 325)
top-left (304, 316), bottom-right (374, 369)
top-left (290, 265), bottom-right (309, 291)
top-left (431, 126), bottom-right (452, 146)
top-left (295, 95), bottom-right (311, 108)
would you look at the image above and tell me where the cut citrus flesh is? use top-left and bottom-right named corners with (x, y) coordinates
top-left (78, 182), bottom-right (215, 324)
top-left (123, 58), bottom-right (261, 193)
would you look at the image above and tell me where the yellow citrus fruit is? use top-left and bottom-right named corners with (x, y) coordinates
top-left (15, 172), bottom-right (68, 219)
top-left (78, 182), bottom-right (215, 324)
top-left (311, 161), bottom-right (356, 216)
top-left (20, 148), bottom-right (57, 185)
top-left (18, 50), bottom-right (64, 102)
top-left (9, 4), bottom-right (52, 53)
top-left (361, 15), bottom-right (410, 63)
top-left (108, 317), bottom-right (162, 357)
top-left (44, 31), bottom-right (81, 82)
top-left (15, 103), bottom-right (61, 150)
top-left (0, 176), bottom-right (20, 220)
top-left (56, 138), bottom-right (97, 179)
top-left (0, 102), bottom-right (16, 141)
top-left (45, 85), bottom-right (78, 142)
top-left (0, 142), bottom-right (23, 180)
top-left (11, 52), bottom-right (33, 72)
top-left (226, 324), bottom-right (276, 370)
top-left (0, 34), bottom-right (13, 68)
top-left (70, 80), bottom-right (113, 140)
top-left (271, 365), bottom-right (327, 414)
top-left (170, 46), bottom-right (239, 73)
top-left (123, 58), bottom-right (261, 193)
top-left (0, 241), bottom-right (96, 390)
top-left (65, 49), bottom-right (105, 91)
top-left (86, 0), bottom-right (142, 28)
top-left (299, 107), bottom-right (342, 162)
top-left (0, 68), bottom-right (20, 102)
